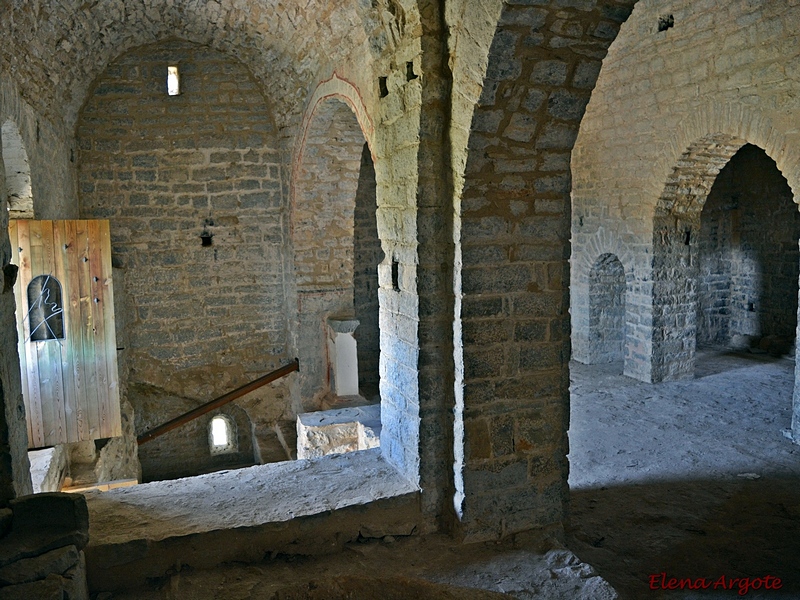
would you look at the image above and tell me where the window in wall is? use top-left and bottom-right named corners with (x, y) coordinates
top-left (26, 275), bottom-right (64, 341)
top-left (167, 66), bottom-right (180, 96)
top-left (209, 415), bottom-right (236, 454)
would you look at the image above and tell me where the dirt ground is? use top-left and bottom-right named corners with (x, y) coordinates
top-left (567, 348), bottom-right (800, 599)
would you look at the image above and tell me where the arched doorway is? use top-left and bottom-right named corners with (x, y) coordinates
top-left (292, 98), bottom-right (381, 406)
top-left (697, 145), bottom-right (799, 356)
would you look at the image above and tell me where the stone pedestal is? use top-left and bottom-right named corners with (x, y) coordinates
top-left (326, 318), bottom-right (360, 397)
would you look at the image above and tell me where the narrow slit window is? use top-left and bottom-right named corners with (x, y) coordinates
top-left (209, 415), bottom-right (236, 454)
top-left (26, 275), bottom-right (65, 341)
top-left (167, 65), bottom-right (180, 96)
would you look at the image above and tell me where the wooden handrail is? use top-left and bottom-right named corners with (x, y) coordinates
top-left (137, 358), bottom-right (299, 446)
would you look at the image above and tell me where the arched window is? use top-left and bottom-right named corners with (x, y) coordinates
top-left (26, 275), bottom-right (64, 341)
top-left (209, 414), bottom-right (236, 455)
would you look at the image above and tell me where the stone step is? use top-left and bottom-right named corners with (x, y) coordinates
top-left (82, 449), bottom-right (420, 593)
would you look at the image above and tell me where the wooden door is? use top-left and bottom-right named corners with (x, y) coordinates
top-left (9, 220), bottom-right (121, 448)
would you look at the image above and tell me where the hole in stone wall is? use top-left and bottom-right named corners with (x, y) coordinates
top-left (657, 15), bottom-right (674, 32)
top-left (200, 231), bottom-right (213, 246)
top-left (406, 62), bottom-right (417, 81)
top-left (379, 77), bottom-right (389, 98)
top-left (167, 65), bottom-right (180, 96)
top-left (684, 229), bottom-right (691, 245)
top-left (391, 258), bottom-right (400, 291)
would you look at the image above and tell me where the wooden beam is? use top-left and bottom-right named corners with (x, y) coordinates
top-left (137, 359), bottom-right (299, 446)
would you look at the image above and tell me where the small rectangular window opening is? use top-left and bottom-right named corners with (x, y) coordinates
top-left (391, 258), bottom-right (400, 292)
top-left (167, 66), bottom-right (180, 96)
top-left (211, 417), bottom-right (229, 447)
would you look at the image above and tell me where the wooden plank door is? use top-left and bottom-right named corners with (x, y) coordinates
top-left (9, 220), bottom-right (121, 448)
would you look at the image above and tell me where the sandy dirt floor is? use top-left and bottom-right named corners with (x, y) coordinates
top-left (567, 348), bottom-right (800, 599)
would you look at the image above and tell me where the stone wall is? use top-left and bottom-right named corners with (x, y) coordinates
top-left (1, 120), bottom-right (33, 219)
top-left (77, 40), bottom-right (291, 479)
top-left (0, 0), bottom-right (671, 571)
top-left (135, 384), bottom-right (257, 483)
top-left (0, 493), bottom-right (89, 599)
top-left (572, 0), bottom-right (800, 383)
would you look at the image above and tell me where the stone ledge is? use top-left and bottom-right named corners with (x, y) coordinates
top-left (83, 449), bottom-right (421, 591)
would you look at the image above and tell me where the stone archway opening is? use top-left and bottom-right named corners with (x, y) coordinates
top-left (587, 253), bottom-right (627, 367)
top-left (650, 133), bottom-right (749, 382)
top-left (651, 137), bottom-right (800, 380)
top-left (292, 98), bottom-right (381, 409)
top-left (569, 141), bottom-right (800, 597)
top-left (1, 119), bottom-right (34, 219)
top-left (697, 144), bottom-right (800, 358)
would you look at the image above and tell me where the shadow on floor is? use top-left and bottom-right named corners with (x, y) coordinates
top-left (693, 348), bottom-right (789, 380)
top-left (567, 476), bottom-right (800, 599)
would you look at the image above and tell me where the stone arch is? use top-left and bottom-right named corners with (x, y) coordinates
top-left (293, 75), bottom-right (375, 172)
top-left (587, 254), bottom-right (628, 365)
top-left (291, 94), bottom-right (381, 404)
top-left (651, 107), bottom-right (800, 220)
top-left (454, 0), bottom-right (637, 542)
top-left (1, 119), bottom-right (34, 219)
top-left (571, 226), bottom-right (636, 365)
top-left (696, 145), bottom-right (799, 350)
top-left (651, 131), bottom-right (800, 382)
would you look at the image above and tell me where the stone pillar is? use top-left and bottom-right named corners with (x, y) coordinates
top-left (326, 318), bottom-right (360, 397)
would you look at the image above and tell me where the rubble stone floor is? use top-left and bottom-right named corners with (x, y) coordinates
top-left (107, 535), bottom-right (617, 600)
top-left (567, 347), bottom-right (800, 599)
top-left (97, 347), bottom-right (800, 600)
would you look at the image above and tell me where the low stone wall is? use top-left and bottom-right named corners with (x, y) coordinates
top-left (297, 405), bottom-right (381, 460)
top-left (0, 492), bottom-right (89, 599)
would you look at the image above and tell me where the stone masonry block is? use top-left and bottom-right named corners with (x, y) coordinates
top-left (0, 545), bottom-right (80, 586)
top-left (10, 493), bottom-right (88, 545)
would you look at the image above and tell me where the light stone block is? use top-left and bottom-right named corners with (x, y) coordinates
top-left (296, 404), bottom-right (381, 460)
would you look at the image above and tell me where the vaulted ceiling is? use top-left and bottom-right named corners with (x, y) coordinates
top-left (0, 0), bottom-right (399, 130)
